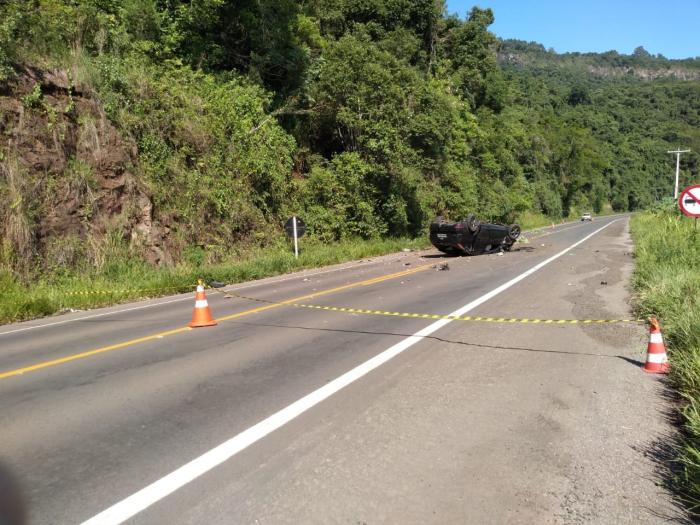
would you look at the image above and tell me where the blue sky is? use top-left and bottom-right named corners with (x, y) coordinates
top-left (446, 0), bottom-right (700, 59)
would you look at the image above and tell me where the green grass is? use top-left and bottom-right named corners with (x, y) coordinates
top-left (0, 236), bottom-right (430, 325)
top-left (630, 207), bottom-right (700, 515)
top-left (515, 211), bottom-right (561, 230)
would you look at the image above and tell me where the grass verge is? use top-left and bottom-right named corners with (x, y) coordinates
top-left (630, 206), bottom-right (700, 516)
top-left (0, 236), bottom-right (429, 325)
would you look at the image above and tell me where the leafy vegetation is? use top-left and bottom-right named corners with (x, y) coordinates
top-left (631, 205), bottom-right (700, 515)
top-left (2, 2), bottom-right (698, 245)
top-left (0, 1), bottom-right (698, 289)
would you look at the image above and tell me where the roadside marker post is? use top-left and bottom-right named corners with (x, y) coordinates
top-left (668, 148), bottom-right (691, 200)
top-left (284, 216), bottom-right (306, 258)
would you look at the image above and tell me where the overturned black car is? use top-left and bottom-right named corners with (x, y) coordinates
top-left (429, 215), bottom-right (520, 255)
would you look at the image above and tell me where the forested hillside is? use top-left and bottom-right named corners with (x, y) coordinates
top-left (1, 0), bottom-right (699, 276)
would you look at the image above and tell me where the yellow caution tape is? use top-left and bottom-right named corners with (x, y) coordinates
top-left (210, 287), bottom-right (644, 325)
top-left (42, 280), bottom-right (642, 325)
top-left (53, 284), bottom-right (196, 297)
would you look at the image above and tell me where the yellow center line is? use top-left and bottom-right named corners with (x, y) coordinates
top-left (0, 263), bottom-right (433, 380)
top-left (0, 327), bottom-right (191, 380)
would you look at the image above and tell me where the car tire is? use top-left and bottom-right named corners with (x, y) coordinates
top-left (507, 224), bottom-right (521, 240)
top-left (466, 215), bottom-right (480, 233)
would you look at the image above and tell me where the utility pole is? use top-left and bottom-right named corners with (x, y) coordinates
top-left (668, 148), bottom-right (691, 199)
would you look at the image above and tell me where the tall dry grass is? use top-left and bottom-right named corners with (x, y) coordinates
top-left (0, 153), bottom-right (34, 268)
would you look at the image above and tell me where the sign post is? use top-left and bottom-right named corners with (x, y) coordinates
top-left (284, 216), bottom-right (306, 258)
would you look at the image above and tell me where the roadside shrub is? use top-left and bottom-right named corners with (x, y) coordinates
top-left (89, 58), bottom-right (296, 246)
top-left (300, 152), bottom-right (386, 240)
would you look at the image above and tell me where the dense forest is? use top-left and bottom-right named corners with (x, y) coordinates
top-left (1, 0), bottom-right (699, 273)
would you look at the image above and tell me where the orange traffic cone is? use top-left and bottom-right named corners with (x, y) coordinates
top-left (189, 281), bottom-right (217, 328)
top-left (642, 317), bottom-right (668, 374)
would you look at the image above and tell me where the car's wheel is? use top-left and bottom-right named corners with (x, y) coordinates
top-left (507, 224), bottom-right (521, 240)
top-left (466, 215), bottom-right (480, 233)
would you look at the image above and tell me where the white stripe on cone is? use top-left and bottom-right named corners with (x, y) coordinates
top-left (647, 352), bottom-right (668, 364)
top-left (649, 333), bottom-right (663, 344)
top-left (194, 300), bottom-right (208, 308)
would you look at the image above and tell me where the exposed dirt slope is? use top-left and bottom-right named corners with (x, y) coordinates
top-left (0, 67), bottom-right (167, 268)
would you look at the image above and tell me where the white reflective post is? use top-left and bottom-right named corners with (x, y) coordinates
top-left (675, 152), bottom-right (681, 199)
top-left (668, 148), bottom-right (691, 199)
top-left (293, 216), bottom-right (299, 258)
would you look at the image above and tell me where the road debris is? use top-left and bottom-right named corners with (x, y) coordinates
top-left (58, 308), bottom-right (82, 314)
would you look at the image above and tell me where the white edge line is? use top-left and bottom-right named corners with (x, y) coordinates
top-left (81, 219), bottom-right (618, 525)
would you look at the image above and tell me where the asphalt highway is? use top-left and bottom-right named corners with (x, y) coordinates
top-left (0, 216), bottom-right (684, 524)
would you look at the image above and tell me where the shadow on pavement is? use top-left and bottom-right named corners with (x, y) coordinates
top-left (0, 462), bottom-right (26, 525)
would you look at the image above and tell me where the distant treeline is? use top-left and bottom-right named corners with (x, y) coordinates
top-left (500, 38), bottom-right (700, 69)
